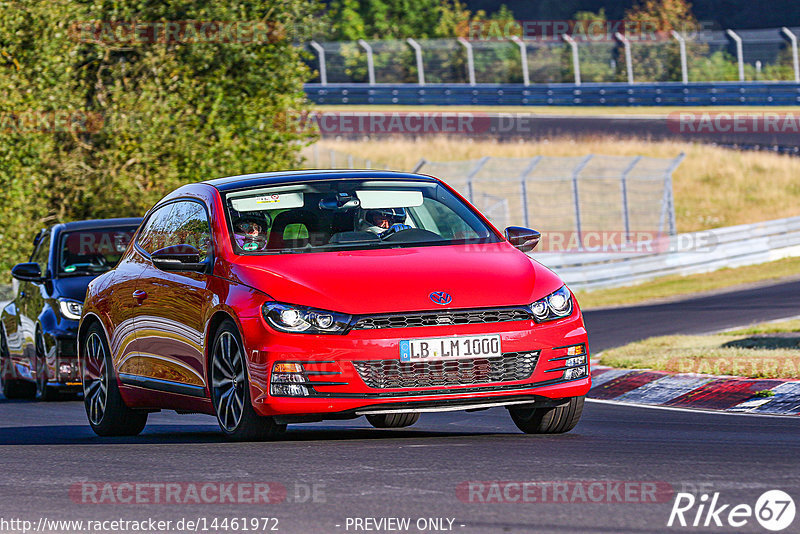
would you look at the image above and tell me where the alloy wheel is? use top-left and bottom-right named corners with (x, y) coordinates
top-left (82, 332), bottom-right (108, 426)
top-left (211, 331), bottom-right (246, 433)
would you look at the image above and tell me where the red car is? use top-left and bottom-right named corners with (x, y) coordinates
top-left (79, 171), bottom-right (590, 440)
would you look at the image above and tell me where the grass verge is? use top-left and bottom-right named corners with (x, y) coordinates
top-left (598, 319), bottom-right (800, 379)
top-left (573, 256), bottom-right (800, 310)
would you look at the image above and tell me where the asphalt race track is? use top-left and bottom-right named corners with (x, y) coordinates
top-left (1, 280), bottom-right (799, 533)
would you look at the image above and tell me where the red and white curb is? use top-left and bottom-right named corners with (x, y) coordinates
top-left (590, 366), bottom-right (800, 415)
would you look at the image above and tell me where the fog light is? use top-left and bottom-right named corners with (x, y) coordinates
top-left (566, 344), bottom-right (586, 356)
top-left (563, 366), bottom-right (588, 380)
top-left (270, 362), bottom-right (310, 397)
top-left (565, 355), bottom-right (586, 367)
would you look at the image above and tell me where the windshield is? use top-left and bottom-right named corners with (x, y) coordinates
top-left (58, 226), bottom-right (139, 276)
top-left (223, 179), bottom-right (500, 254)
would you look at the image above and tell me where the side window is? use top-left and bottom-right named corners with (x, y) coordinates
top-left (170, 202), bottom-right (212, 262)
top-left (137, 201), bottom-right (212, 262)
top-left (30, 233), bottom-right (50, 276)
top-left (137, 204), bottom-right (176, 255)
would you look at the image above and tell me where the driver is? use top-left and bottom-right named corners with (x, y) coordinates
top-left (358, 208), bottom-right (411, 237)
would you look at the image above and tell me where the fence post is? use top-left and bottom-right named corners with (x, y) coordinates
top-left (457, 37), bottom-right (476, 86)
top-left (357, 39), bottom-right (376, 85)
top-left (670, 31), bottom-right (689, 84)
top-left (726, 29), bottom-right (745, 82)
top-left (620, 156), bottom-right (642, 243)
top-left (312, 144), bottom-right (319, 167)
top-left (411, 158), bottom-right (427, 173)
top-left (347, 154), bottom-right (354, 168)
top-left (518, 156), bottom-right (542, 228)
top-left (562, 34), bottom-right (581, 86)
top-left (781, 27), bottom-right (800, 82)
top-left (658, 153), bottom-right (685, 235)
top-left (570, 155), bottom-right (593, 251)
top-left (511, 36), bottom-right (530, 86)
top-left (466, 157), bottom-right (490, 202)
top-left (614, 32), bottom-right (634, 84)
top-left (406, 38), bottom-right (426, 85)
top-left (309, 41), bottom-right (327, 85)
top-left (329, 149), bottom-right (336, 167)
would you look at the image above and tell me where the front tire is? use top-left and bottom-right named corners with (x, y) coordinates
top-left (35, 332), bottom-right (59, 401)
top-left (509, 396), bottom-right (584, 434)
top-left (366, 413), bottom-right (420, 428)
top-left (0, 329), bottom-right (35, 400)
top-left (82, 323), bottom-right (147, 436)
top-left (210, 320), bottom-right (285, 441)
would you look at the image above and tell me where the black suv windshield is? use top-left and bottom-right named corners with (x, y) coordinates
top-left (58, 226), bottom-right (138, 276)
top-left (223, 179), bottom-right (500, 254)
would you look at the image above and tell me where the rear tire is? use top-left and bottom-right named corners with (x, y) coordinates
top-left (0, 329), bottom-right (35, 400)
top-left (509, 396), bottom-right (584, 434)
top-left (210, 320), bottom-right (285, 441)
top-left (366, 413), bottom-right (420, 428)
top-left (82, 322), bottom-right (147, 436)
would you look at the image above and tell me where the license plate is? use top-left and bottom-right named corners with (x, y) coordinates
top-left (399, 334), bottom-right (502, 362)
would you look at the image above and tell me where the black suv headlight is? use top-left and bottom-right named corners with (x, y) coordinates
top-left (58, 299), bottom-right (83, 320)
top-left (530, 286), bottom-right (573, 322)
top-left (262, 303), bottom-right (351, 334)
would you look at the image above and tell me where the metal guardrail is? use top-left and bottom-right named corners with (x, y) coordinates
top-left (536, 216), bottom-right (800, 291)
top-left (305, 81), bottom-right (800, 106)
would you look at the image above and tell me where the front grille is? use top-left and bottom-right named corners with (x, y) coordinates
top-left (352, 352), bottom-right (539, 389)
top-left (351, 307), bottom-right (531, 330)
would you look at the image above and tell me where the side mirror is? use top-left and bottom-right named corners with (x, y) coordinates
top-left (504, 227), bottom-right (540, 253)
top-left (151, 245), bottom-right (208, 272)
top-left (11, 262), bottom-right (43, 282)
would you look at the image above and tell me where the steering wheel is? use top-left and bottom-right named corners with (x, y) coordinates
top-left (381, 227), bottom-right (443, 243)
top-left (378, 224), bottom-right (413, 240)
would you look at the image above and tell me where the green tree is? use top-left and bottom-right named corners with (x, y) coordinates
top-left (0, 0), bottom-right (318, 277)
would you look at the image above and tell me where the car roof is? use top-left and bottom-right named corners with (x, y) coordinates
top-left (203, 170), bottom-right (439, 192)
top-left (53, 217), bottom-right (143, 233)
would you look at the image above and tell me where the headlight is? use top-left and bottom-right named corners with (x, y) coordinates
top-left (529, 286), bottom-right (573, 322)
top-left (58, 299), bottom-right (83, 320)
top-left (262, 303), bottom-right (351, 334)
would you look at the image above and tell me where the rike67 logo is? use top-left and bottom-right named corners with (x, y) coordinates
top-left (668, 490), bottom-right (795, 531)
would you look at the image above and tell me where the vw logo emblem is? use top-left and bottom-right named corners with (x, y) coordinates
top-left (429, 291), bottom-right (452, 305)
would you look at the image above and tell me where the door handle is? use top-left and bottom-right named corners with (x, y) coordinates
top-left (132, 290), bottom-right (148, 303)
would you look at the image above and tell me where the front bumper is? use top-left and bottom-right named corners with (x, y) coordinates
top-left (240, 311), bottom-right (590, 419)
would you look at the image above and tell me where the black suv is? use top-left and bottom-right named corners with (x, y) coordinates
top-left (0, 218), bottom-right (141, 400)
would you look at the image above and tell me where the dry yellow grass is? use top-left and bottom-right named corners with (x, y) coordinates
top-left (307, 137), bottom-right (800, 233)
top-left (598, 319), bottom-right (800, 379)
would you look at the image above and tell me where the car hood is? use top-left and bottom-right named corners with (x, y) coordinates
top-left (226, 243), bottom-right (565, 314)
top-left (52, 275), bottom-right (96, 302)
